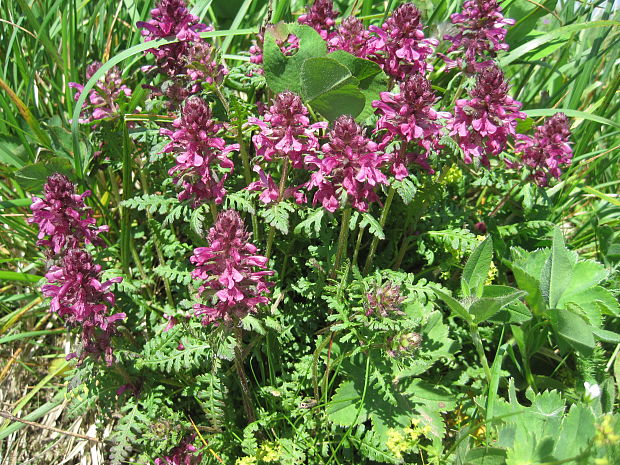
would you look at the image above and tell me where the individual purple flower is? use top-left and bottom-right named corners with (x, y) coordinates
top-left (42, 248), bottom-right (124, 365)
top-left (191, 210), bottom-right (274, 325)
top-left (137, 0), bottom-right (209, 77)
top-left (364, 281), bottom-right (406, 317)
top-left (28, 173), bottom-right (108, 256)
top-left (444, 0), bottom-right (515, 70)
top-left (447, 64), bottom-right (526, 166)
top-left (298, 0), bottom-right (339, 40)
top-left (185, 41), bottom-right (228, 85)
top-left (162, 97), bottom-right (238, 205)
top-left (328, 16), bottom-right (373, 58)
top-left (155, 435), bottom-right (202, 465)
top-left (368, 3), bottom-right (437, 80)
top-left (246, 165), bottom-right (307, 205)
top-left (512, 113), bottom-right (572, 186)
top-left (69, 62), bottom-right (132, 124)
top-left (373, 75), bottom-right (451, 178)
top-left (306, 115), bottom-right (390, 212)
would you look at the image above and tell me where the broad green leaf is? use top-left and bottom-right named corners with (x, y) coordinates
top-left (505, 0), bottom-right (558, 47)
top-left (554, 309), bottom-right (595, 355)
top-left (327, 50), bottom-right (389, 121)
top-left (326, 381), bottom-right (367, 426)
top-left (553, 404), bottom-right (595, 461)
top-left (433, 288), bottom-right (473, 323)
top-left (263, 23), bottom-right (327, 95)
top-left (15, 159), bottom-right (74, 192)
top-left (462, 236), bottom-right (493, 298)
top-left (464, 447), bottom-right (507, 465)
top-left (540, 228), bottom-right (573, 309)
top-left (469, 287), bottom-right (527, 324)
top-left (490, 299), bottom-right (532, 324)
top-left (591, 327), bottom-right (620, 344)
top-left (300, 57), bottom-right (365, 121)
top-left (0, 140), bottom-right (29, 168)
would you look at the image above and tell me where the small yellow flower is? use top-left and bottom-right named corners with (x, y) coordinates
top-left (595, 415), bottom-right (620, 446)
top-left (485, 261), bottom-right (498, 285)
top-left (258, 442), bottom-right (281, 463)
top-left (594, 458), bottom-right (609, 465)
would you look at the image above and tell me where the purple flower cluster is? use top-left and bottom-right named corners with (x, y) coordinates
top-left (163, 97), bottom-right (238, 205)
top-left (155, 435), bottom-right (202, 465)
top-left (185, 41), bottom-right (228, 85)
top-left (191, 210), bottom-right (273, 325)
top-left (42, 249), bottom-right (125, 365)
top-left (29, 174), bottom-right (123, 365)
top-left (373, 75), bottom-right (451, 178)
top-left (364, 281), bottom-right (405, 317)
top-left (444, 0), bottom-right (515, 70)
top-left (248, 92), bottom-right (326, 204)
top-left (368, 3), bottom-right (437, 79)
top-left (328, 16), bottom-right (373, 57)
top-left (69, 62), bottom-right (132, 124)
top-left (28, 173), bottom-right (108, 255)
top-left (513, 113), bottom-right (572, 186)
top-left (448, 64), bottom-right (526, 166)
top-left (137, 0), bottom-right (208, 77)
top-left (298, 0), bottom-right (339, 39)
top-left (306, 115), bottom-right (390, 212)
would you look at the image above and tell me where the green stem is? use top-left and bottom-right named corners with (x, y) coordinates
top-left (265, 159), bottom-right (290, 260)
top-left (470, 324), bottom-right (492, 385)
top-left (363, 187), bottom-right (395, 274)
top-left (208, 200), bottom-right (218, 222)
top-left (333, 206), bottom-right (352, 273)
top-left (233, 326), bottom-right (256, 424)
top-left (351, 225), bottom-right (365, 269)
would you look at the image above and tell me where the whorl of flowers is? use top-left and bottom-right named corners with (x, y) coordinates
top-left (249, 92), bottom-right (326, 167)
top-left (373, 75), bottom-right (451, 178)
top-left (448, 64), bottom-right (526, 166)
top-left (191, 210), bottom-right (273, 325)
top-left (368, 3), bottom-right (438, 79)
top-left (364, 281), bottom-right (406, 317)
top-left (185, 41), bottom-right (228, 85)
top-left (298, 0), bottom-right (339, 40)
top-left (388, 332), bottom-right (422, 357)
top-left (444, 0), bottom-right (515, 69)
top-left (155, 435), bottom-right (202, 465)
top-left (69, 62), bottom-right (132, 124)
top-left (42, 249), bottom-right (124, 365)
top-left (513, 113), bottom-right (572, 186)
top-left (137, 0), bottom-right (209, 77)
top-left (28, 173), bottom-right (108, 255)
top-left (306, 115), bottom-right (390, 212)
top-left (328, 16), bottom-right (373, 58)
top-left (163, 97), bottom-right (238, 205)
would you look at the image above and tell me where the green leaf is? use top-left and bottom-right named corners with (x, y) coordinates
top-left (263, 23), bottom-right (327, 95)
top-left (462, 236), bottom-right (493, 298)
top-left (15, 158), bottom-right (73, 192)
top-left (469, 287), bottom-right (527, 324)
top-left (326, 380), bottom-right (368, 427)
top-left (433, 288), bottom-right (473, 323)
top-left (524, 109), bottom-right (620, 131)
top-left (591, 327), bottom-right (620, 344)
top-left (327, 50), bottom-right (389, 121)
top-left (359, 212), bottom-right (385, 240)
top-left (300, 57), bottom-right (365, 121)
top-left (540, 228), bottom-right (573, 309)
top-left (463, 447), bottom-right (507, 465)
top-left (554, 309), bottom-right (595, 355)
top-left (506, 0), bottom-right (558, 47)
top-left (0, 270), bottom-right (44, 283)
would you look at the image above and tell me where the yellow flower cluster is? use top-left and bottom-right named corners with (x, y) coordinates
top-left (595, 415), bottom-right (620, 447)
top-left (235, 442), bottom-right (282, 465)
top-left (386, 419), bottom-right (432, 461)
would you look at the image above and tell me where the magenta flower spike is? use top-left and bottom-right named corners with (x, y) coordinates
top-left (137, 0), bottom-right (210, 77)
top-left (163, 97), bottom-right (238, 205)
top-left (185, 41), bottom-right (228, 85)
top-left (69, 62), bottom-right (132, 124)
top-left (373, 75), bottom-right (451, 178)
top-left (248, 92), bottom-right (326, 204)
top-left (513, 113), bottom-right (572, 186)
top-left (447, 64), bottom-right (526, 166)
top-left (368, 3), bottom-right (437, 80)
top-left (191, 210), bottom-right (274, 325)
top-left (306, 115), bottom-right (390, 213)
top-left (298, 0), bottom-right (339, 40)
top-left (42, 249), bottom-right (124, 365)
top-left (365, 281), bottom-right (406, 317)
top-left (155, 435), bottom-right (202, 465)
top-left (444, 0), bottom-right (515, 70)
top-left (28, 173), bottom-right (108, 255)
top-left (328, 16), bottom-right (373, 58)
